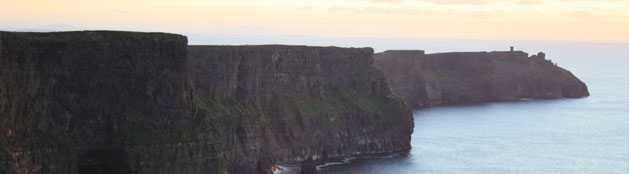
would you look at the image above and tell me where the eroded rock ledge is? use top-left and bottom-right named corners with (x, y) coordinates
top-left (0, 31), bottom-right (413, 174)
top-left (374, 50), bottom-right (589, 109)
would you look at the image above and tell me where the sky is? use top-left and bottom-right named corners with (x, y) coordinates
top-left (1, 0), bottom-right (628, 46)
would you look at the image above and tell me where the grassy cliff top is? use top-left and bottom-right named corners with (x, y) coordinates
top-left (0, 30), bottom-right (187, 42)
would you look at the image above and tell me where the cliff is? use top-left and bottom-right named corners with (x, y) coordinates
top-left (0, 31), bottom-right (195, 174)
top-left (374, 50), bottom-right (589, 108)
top-left (0, 31), bottom-right (413, 174)
top-left (187, 45), bottom-right (412, 172)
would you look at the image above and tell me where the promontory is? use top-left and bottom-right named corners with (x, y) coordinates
top-left (374, 50), bottom-right (589, 109)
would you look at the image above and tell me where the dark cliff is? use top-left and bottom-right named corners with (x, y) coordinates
top-left (0, 31), bottom-right (413, 174)
top-left (187, 45), bottom-right (412, 172)
top-left (0, 31), bottom-right (191, 174)
top-left (374, 50), bottom-right (589, 108)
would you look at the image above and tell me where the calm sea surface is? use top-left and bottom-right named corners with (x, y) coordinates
top-left (314, 42), bottom-right (629, 174)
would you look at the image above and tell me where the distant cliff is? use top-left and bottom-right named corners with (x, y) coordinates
top-left (374, 50), bottom-right (589, 109)
top-left (0, 31), bottom-right (412, 174)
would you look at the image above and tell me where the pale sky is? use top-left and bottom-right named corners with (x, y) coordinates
top-left (1, 0), bottom-right (628, 43)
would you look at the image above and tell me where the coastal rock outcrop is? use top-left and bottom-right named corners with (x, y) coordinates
top-left (374, 50), bottom-right (589, 109)
top-left (0, 31), bottom-right (413, 174)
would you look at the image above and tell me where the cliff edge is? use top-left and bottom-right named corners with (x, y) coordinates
top-left (374, 50), bottom-right (589, 109)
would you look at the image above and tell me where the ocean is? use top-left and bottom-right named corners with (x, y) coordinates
top-left (275, 41), bottom-right (629, 174)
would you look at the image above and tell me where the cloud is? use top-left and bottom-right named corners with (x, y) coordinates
top-left (442, 9), bottom-right (506, 18)
top-left (466, 10), bottom-right (505, 18)
top-left (568, 11), bottom-right (593, 18)
top-left (10, 24), bottom-right (80, 32)
top-left (328, 6), bottom-right (505, 18)
top-left (424, 0), bottom-right (486, 5)
top-left (369, 0), bottom-right (405, 4)
top-left (328, 6), bottom-right (350, 12)
top-left (300, 6), bottom-right (315, 10)
top-left (358, 7), bottom-right (433, 15)
top-left (369, 0), bottom-right (487, 5)
top-left (328, 6), bottom-right (433, 15)
top-left (517, 0), bottom-right (543, 5)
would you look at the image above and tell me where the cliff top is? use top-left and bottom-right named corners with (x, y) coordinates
top-left (428, 51), bottom-right (527, 55)
top-left (378, 50), bottom-right (527, 55)
top-left (376, 50), bottom-right (532, 61)
top-left (382, 50), bottom-right (425, 53)
top-left (0, 30), bottom-right (186, 42)
top-left (190, 44), bottom-right (374, 52)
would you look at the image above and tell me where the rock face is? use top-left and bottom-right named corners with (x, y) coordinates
top-left (0, 31), bottom-right (413, 174)
top-left (0, 31), bottom-right (194, 174)
top-left (187, 45), bottom-right (412, 172)
top-left (374, 50), bottom-right (589, 109)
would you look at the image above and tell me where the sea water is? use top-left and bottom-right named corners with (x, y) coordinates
top-left (314, 42), bottom-right (629, 174)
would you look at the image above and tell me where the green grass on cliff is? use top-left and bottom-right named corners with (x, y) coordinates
top-left (337, 88), bottom-right (408, 117)
top-left (273, 86), bottom-right (409, 131)
top-left (276, 99), bottom-right (298, 116)
top-left (193, 92), bottom-right (247, 117)
top-left (183, 87), bottom-right (409, 140)
top-left (272, 86), bottom-right (408, 118)
top-left (181, 92), bottom-right (265, 141)
top-left (296, 95), bottom-right (334, 115)
top-left (338, 88), bottom-right (380, 112)
top-left (0, 144), bottom-right (10, 159)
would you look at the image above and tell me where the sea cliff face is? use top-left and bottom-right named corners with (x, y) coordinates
top-left (0, 31), bottom-right (413, 174)
top-left (187, 46), bottom-right (413, 171)
top-left (374, 50), bottom-right (590, 109)
top-left (0, 31), bottom-right (192, 174)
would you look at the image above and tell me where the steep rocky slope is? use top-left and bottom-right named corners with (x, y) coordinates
top-left (187, 45), bottom-right (412, 171)
top-left (374, 50), bottom-right (589, 109)
top-left (0, 31), bottom-right (413, 174)
top-left (0, 31), bottom-right (192, 174)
